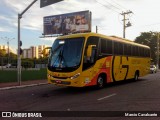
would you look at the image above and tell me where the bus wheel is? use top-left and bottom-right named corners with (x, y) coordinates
top-left (96, 76), bottom-right (105, 89)
top-left (134, 71), bottom-right (139, 81)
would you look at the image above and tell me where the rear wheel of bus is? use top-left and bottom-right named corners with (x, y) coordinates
top-left (134, 71), bottom-right (139, 81)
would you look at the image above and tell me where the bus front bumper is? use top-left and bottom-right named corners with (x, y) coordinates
top-left (48, 75), bottom-right (85, 87)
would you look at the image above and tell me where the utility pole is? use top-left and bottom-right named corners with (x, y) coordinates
top-left (96, 26), bottom-right (98, 33)
top-left (157, 32), bottom-right (159, 70)
top-left (17, 0), bottom-right (63, 86)
top-left (121, 10), bottom-right (133, 38)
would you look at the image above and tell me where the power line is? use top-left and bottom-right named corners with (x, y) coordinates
top-left (111, 0), bottom-right (128, 11)
top-left (95, 0), bottom-right (120, 13)
top-left (103, 0), bottom-right (123, 12)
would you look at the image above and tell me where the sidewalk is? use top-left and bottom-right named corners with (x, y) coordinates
top-left (0, 79), bottom-right (48, 90)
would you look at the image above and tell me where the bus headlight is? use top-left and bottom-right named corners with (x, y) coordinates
top-left (48, 74), bottom-right (51, 78)
top-left (48, 74), bottom-right (53, 79)
top-left (71, 73), bottom-right (80, 80)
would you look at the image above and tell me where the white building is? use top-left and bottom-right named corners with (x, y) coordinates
top-left (22, 45), bottom-right (48, 59)
top-left (29, 46), bottom-right (38, 58)
top-left (22, 49), bottom-right (30, 58)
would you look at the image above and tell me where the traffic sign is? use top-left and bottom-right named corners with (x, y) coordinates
top-left (40, 0), bottom-right (63, 8)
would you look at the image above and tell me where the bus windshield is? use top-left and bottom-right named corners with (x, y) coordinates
top-left (48, 37), bottom-right (84, 71)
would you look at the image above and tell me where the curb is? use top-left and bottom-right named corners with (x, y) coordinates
top-left (0, 82), bottom-right (48, 91)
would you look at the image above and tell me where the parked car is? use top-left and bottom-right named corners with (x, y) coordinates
top-left (150, 65), bottom-right (157, 73)
top-left (5, 64), bottom-right (11, 68)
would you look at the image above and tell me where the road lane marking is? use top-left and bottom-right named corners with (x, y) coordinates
top-left (97, 93), bottom-right (117, 101)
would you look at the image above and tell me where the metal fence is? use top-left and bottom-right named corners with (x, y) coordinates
top-left (0, 57), bottom-right (48, 83)
top-left (0, 57), bottom-right (48, 69)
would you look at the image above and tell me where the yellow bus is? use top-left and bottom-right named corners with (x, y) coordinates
top-left (47, 32), bottom-right (150, 88)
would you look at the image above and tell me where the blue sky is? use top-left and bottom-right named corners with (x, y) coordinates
top-left (1, 0), bottom-right (160, 53)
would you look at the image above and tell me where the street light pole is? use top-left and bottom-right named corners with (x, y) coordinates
top-left (17, 0), bottom-right (63, 85)
top-left (7, 41), bottom-right (9, 65)
top-left (1, 37), bottom-right (15, 65)
top-left (17, 0), bottom-right (38, 86)
top-left (18, 14), bottom-right (21, 85)
top-left (157, 33), bottom-right (159, 70)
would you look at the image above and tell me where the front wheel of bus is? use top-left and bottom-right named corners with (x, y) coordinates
top-left (96, 76), bottom-right (105, 89)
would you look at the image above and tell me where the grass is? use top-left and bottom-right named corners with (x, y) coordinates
top-left (0, 68), bottom-right (47, 83)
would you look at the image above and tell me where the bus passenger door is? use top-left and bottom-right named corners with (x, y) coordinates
top-left (82, 36), bottom-right (100, 86)
top-left (82, 45), bottom-right (98, 85)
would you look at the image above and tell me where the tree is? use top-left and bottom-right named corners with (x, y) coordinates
top-left (0, 49), bottom-right (6, 57)
top-left (135, 31), bottom-right (159, 64)
top-left (21, 59), bottom-right (34, 68)
top-left (10, 52), bottom-right (17, 59)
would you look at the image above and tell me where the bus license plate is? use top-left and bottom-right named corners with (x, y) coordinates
top-left (55, 80), bottom-right (62, 84)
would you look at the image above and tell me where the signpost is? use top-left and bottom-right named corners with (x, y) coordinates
top-left (17, 0), bottom-right (64, 85)
top-left (17, 0), bottom-right (38, 85)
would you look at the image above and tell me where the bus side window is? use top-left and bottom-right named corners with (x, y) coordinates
top-left (124, 44), bottom-right (132, 56)
top-left (114, 42), bottom-right (121, 55)
top-left (132, 46), bottom-right (136, 56)
top-left (101, 39), bottom-right (107, 54)
top-left (128, 45), bottom-right (132, 56)
top-left (107, 40), bottom-right (113, 54)
top-left (124, 44), bottom-right (127, 55)
top-left (100, 38), bottom-right (113, 55)
top-left (119, 43), bottom-right (123, 55)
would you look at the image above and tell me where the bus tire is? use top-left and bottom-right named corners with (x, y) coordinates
top-left (96, 75), bottom-right (105, 89)
top-left (134, 71), bottom-right (139, 81)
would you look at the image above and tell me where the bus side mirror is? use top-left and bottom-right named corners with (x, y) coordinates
top-left (42, 47), bottom-right (51, 57)
top-left (87, 45), bottom-right (96, 57)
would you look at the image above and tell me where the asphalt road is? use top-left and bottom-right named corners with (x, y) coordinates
top-left (0, 72), bottom-right (160, 120)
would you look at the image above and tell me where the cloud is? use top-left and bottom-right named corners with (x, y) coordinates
top-left (0, 0), bottom-right (114, 34)
top-left (0, 27), bottom-right (12, 32)
top-left (4, 0), bottom-right (31, 13)
top-left (3, 0), bottom-right (160, 46)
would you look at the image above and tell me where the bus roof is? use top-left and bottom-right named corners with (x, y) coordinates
top-left (57, 32), bottom-right (150, 49)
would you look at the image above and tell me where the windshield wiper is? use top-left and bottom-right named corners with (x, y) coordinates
top-left (52, 44), bottom-right (63, 54)
top-left (58, 49), bottom-right (68, 68)
top-left (53, 47), bottom-right (68, 68)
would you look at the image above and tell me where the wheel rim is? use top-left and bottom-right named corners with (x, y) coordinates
top-left (97, 77), bottom-right (104, 88)
top-left (135, 74), bottom-right (138, 80)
